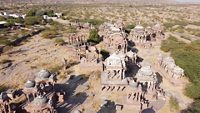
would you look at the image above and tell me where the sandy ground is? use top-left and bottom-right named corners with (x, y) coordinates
top-left (0, 34), bottom-right (74, 87)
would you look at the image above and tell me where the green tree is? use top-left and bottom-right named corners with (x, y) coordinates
top-left (0, 16), bottom-right (6, 21)
top-left (87, 29), bottom-right (102, 44)
top-left (26, 9), bottom-right (37, 16)
top-left (125, 24), bottom-right (135, 33)
top-left (15, 17), bottom-right (24, 23)
top-left (42, 29), bottom-right (58, 39)
top-left (46, 10), bottom-right (55, 17)
top-left (24, 16), bottom-right (42, 25)
top-left (35, 10), bottom-right (46, 16)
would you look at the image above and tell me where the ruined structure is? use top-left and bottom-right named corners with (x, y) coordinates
top-left (68, 34), bottom-right (87, 46)
top-left (101, 52), bottom-right (128, 92)
top-left (128, 23), bottom-right (165, 48)
top-left (157, 54), bottom-right (184, 80)
top-left (126, 65), bottom-right (159, 105)
top-left (80, 46), bottom-right (102, 64)
top-left (103, 32), bottom-right (127, 54)
top-left (24, 95), bottom-right (56, 113)
top-left (101, 52), bottom-right (165, 110)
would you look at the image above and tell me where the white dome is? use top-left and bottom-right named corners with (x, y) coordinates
top-left (173, 66), bottom-right (184, 75)
top-left (25, 80), bottom-right (35, 88)
top-left (37, 69), bottom-right (51, 79)
top-left (33, 96), bottom-right (48, 106)
top-left (140, 66), bottom-right (153, 76)
top-left (166, 62), bottom-right (176, 70)
top-left (135, 25), bottom-right (144, 30)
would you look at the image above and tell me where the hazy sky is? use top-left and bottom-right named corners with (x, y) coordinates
top-left (176, 0), bottom-right (200, 2)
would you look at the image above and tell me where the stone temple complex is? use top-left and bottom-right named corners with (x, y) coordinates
top-left (0, 19), bottom-right (186, 113)
top-left (0, 69), bottom-right (66, 113)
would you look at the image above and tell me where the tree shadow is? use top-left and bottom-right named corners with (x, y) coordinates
top-left (57, 92), bottom-right (88, 113)
top-left (155, 72), bottom-right (163, 85)
top-left (136, 56), bottom-right (144, 63)
top-left (141, 107), bottom-right (155, 113)
top-left (97, 100), bottom-right (117, 113)
top-left (128, 40), bottom-right (136, 48)
top-left (56, 74), bottom-right (89, 112)
top-left (126, 63), bottom-right (140, 77)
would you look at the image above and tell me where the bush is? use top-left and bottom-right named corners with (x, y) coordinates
top-left (54, 38), bottom-right (65, 45)
top-left (42, 30), bottom-right (58, 39)
top-left (87, 29), bottom-right (102, 44)
top-left (125, 24), bottom-right (135, 33)
top-left (0, 39), bottom-right (12, 46)
top-left (0, 85), bottom-right (8, 92)
top-left (48, 65), bottom-right (62, 74)
top-left (0, 16), bottom-right (6, 21)
top-left (169, 96), bottom-right (180, 112)
top-left (87, 19), bottom-right (104, 27)
top-left (66, 26), bottom-right (77, 33)
top-left (24, 16), bottom-right (43, 25)
top-left (49, 21), bottom-right (64, 31)
top-left (26, 9), bottom-right (37, 16)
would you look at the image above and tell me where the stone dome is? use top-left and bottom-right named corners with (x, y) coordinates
top-left (89, 46), bottom-right (97, 52)
top-left (140, 66), bottom-right (153, 76)
top-left (173, 66), bottom-right (184, 75)
top-left (166, 62), bottom-right (176, 70)
top-left (0, 92), bottom-right (7, 100)
top-left (33, 96), bottom-right (48, 106)
top-left (164, 57), bottom-right (174, 63)
top-left (135, 25), bottom-right (144, 30)
top-left (140, 61), bottom-right (151, 67)
top-left (25, 80), bottom-right (35, 88)
top-left (37, 69), bottom-right (51, 79)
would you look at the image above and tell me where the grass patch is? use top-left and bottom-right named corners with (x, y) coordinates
top-left (42, 29), bottom-right (58, 39)
top-left (169, 96), bottom-right (180, 112)
top-left (48, 65), bottom-right (62, 74)
top-left (54, 38), bottom-right (65, 45)
top-left (161, 37), bottom-right (200, 113)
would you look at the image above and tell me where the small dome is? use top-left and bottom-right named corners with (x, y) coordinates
top-left (166, 62), bottom-right (176, 70)
top-left (140, 61), bottom-right (151, 67)
top-left (25, 80), bottom-right (35, 88)
top-left (33, 96), bottom-right (48, 106)
top-left (0, 92), bottom-right (7, 100)
top-left (135, 25), bottom-right (144, 30)
top-left (37, 69), bottom-right (51, 79)
top-left (89, 46), bottom-right (97, 52)
top-left (140, 66), bottom-right (153, 76)
top-left (173, 66), bottom-right (184, 75)
top-left (163, 57), bottom-right (175, 64)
